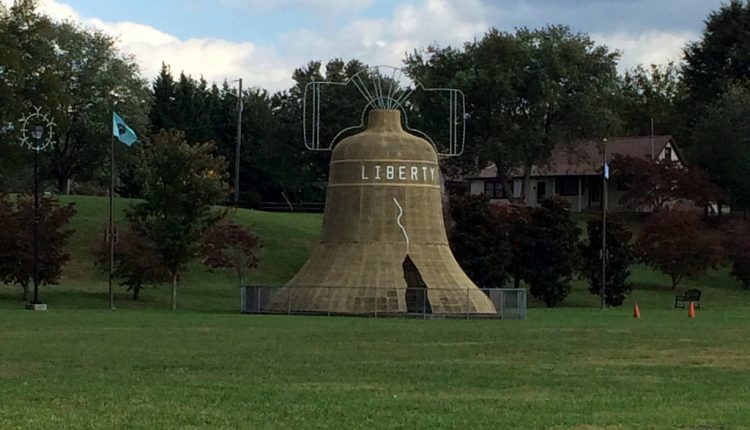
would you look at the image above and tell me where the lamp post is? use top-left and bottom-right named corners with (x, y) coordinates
top-left (19, 107), bottom-right (55, 311)
top-left (31, 125), bottom-right (43, 306)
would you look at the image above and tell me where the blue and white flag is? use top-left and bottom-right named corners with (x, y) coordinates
top-left (604, 162), bottom-right (610, 180)
top-left (112, 112), bottom-right (137, 146)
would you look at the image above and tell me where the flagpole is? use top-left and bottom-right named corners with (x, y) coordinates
top-left (601, 138), bottom-right (608, 310)
top-left (109, 112), bottom-right (115, 311)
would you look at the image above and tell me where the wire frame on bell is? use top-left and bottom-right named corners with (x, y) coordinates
top-left (303, 65), bottom-right (466, 157)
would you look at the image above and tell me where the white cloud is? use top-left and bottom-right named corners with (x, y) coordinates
top-left (595, 30), bottom-right (694, 72)
top-left (3, 0), bottom-right (694, 92)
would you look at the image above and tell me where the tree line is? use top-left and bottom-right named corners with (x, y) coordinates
top-left (1, 0), bottom-right (749, 210)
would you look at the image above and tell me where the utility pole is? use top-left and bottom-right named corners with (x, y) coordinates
top-left (234, 78), bottom-right (243, 206)
top-left (601, 138), bottom-right (608, 310)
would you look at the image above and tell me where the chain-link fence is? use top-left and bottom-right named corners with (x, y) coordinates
top-left (240, 286), bottom-right (526, 320)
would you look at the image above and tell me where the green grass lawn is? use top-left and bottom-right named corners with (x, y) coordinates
top-left (1, 308), bottom-right (749, 429)
top-left (1, 196), bottom-right (749, 429)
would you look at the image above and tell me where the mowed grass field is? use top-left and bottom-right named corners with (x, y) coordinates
top-left (1, 196), bottom-right (750, 429)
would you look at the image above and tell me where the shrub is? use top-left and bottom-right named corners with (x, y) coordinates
top-left (449, 194), bottom-right (511, 289)
top-left (519, 198), bottom-right (580, 307)
top-left (723, 219), bottom-right (750, 290)
top-left (580, 215), bottom-right (635, 307)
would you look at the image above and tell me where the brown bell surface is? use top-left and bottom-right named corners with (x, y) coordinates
top-left (267, 109), bottom-right (496, 315)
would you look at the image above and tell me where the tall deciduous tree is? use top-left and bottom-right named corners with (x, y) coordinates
top-left (636, 210), bottom-right (723, 290)
top-left (405, 26), bottom-right (620, 200)
top-left (126, 130), bottom-right (229, 310)
top-left (689, 84), bottom-right (750, 211)
top-left (0, 1), bottom-right (150, 192)
top-left (618, 63), bottom-right (681, 136)
top-left (680, 0), bottom-right (750, 130)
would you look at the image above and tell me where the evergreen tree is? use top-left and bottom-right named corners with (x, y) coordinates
top-left (519, 198), bottom-right (580, 307)
top-left (580, 215), bottom-right (635, 307)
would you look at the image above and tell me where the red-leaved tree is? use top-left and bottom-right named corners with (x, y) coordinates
top-left (0, 195), bottom-right (76, 300)
top-left (610, 155), bottom-right (725, 213)
top-left (93, 230), bottom-right (171, 300)
top-left (723, 219), bottom-right (750, 290)
top-left (636, 210), bottom-right (723, 290)
top-left (201, 222), bottom-right (261, 286)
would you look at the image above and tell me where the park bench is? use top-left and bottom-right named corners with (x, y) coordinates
top-left (674, 288), bottom-right (702, 309)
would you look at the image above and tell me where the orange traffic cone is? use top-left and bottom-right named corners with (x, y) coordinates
top-left (633, 303), bottom-right (641, 319)
top-left (688, 301), bottom-right (696, 319)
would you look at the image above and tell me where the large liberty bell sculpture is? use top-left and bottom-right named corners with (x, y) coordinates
top-left (267, 67), bottom-right (496, 315)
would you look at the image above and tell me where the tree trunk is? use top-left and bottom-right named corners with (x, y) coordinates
top-left (132, 285), bottom-right (141, 301)
top-left (670, 275), bottom-right (679, 290)
top-left (56, 175), bottom-right (67, 194)
top-left (22, 284), bottom-right (29, 301)
top-left (513, 276), bottom-right (521, 289)
top-left (171, 273), bottom-right (178, 310)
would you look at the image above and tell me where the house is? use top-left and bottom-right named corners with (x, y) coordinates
top-left (467, 136), bottom-right (683, 212)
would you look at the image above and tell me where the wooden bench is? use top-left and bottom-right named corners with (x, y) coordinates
top-left (674, 288), bottom-right (702, 309)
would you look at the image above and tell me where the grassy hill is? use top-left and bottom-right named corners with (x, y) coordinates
top-left (0, 195), bottom-right (322, 311)
top-left (0, 195), bottom-right (747, 312)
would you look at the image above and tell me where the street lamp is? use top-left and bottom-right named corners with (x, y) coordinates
top-left (18, 107), bottom-right (55, 311)
top-left (30, 125), bottom-right (43, 307)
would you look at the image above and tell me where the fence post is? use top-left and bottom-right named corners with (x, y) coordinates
top-left (326, 286), bottom-right (332, 317)
top-left (499, 289), bottom-right (505, 320)
top-left (287, 286), bottom-right (292, 315)
top-left (256, 287), bottom-right (261, 313)
top-left (465, 289), bottom-right (470, 320)
top-left (374, 287), bottom-right (379, 318)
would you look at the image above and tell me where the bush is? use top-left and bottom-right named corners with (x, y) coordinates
top-left (519, 198), bottom-right (580, 307)
top-left (93, 230), bottom-right (171, 300)
top-left (723, 219), bottom-right (750, 290)
top-left (580, 215), bottom-right (635, 307)
top-left (449, 194), bottom-right (511, 289)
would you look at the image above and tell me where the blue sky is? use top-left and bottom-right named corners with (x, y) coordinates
top-left (6, 0), bottom-right (726, 91)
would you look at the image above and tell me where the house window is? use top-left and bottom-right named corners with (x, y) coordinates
top-left (664, 146), bottom-right (672, 161)
top-left (484, 181), bottom-right (512, 199)
top-left (555, 177), bottom-right (580, 196)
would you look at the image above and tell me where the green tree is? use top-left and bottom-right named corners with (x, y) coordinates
top-left (519, 198), bottom-right (580, 307)
top-left (618, 63), bottom-right (681, 136)
top-left (680, 0), bottom-right (750, 130)
top-left (126, 130), bottom-right (229, 310)
top-left (0, 1), bottom-right (149, 192)
top-left (580, 215), bottom-right (635, 307)
top-left (405, 26), bottom-right (620, 200)
top-left (689, 84), bottom-right (750, 210)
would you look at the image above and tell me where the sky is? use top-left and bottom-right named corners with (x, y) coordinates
top-left (1, 0), bottom-right (726, 92)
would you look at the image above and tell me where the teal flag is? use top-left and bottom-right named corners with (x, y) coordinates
top-left (112, 112), bottom-right (137, 146)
